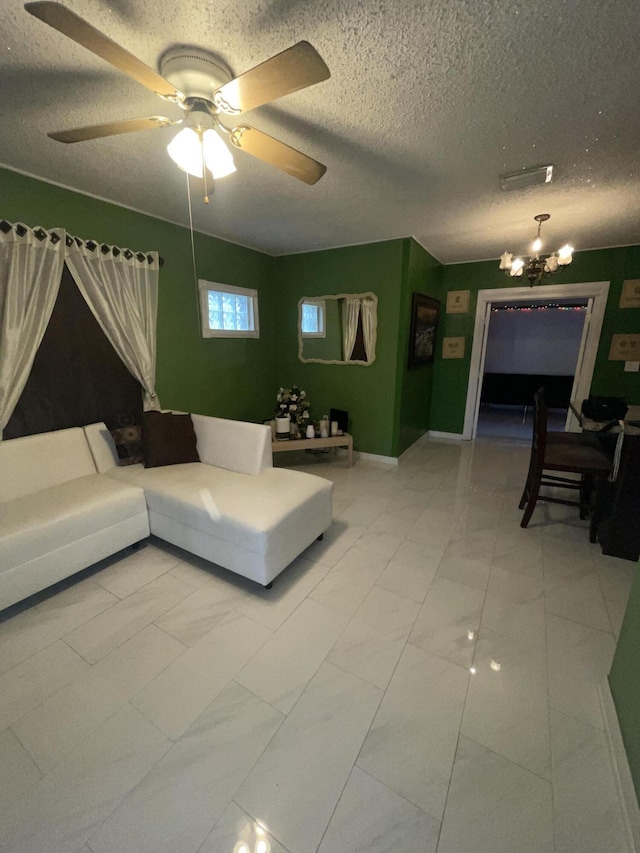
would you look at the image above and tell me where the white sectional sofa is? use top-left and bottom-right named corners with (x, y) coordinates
top-left (0, 426), bottom-right (150, 611)
top-left (0, 414), bottom-right (333, 611)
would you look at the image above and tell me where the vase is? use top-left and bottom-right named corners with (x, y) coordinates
top-left (290, 422), bottom-right (300, 438)
top-left (275, 415), bottom-right (290, 440)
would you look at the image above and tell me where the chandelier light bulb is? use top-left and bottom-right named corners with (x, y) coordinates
top-left (510, 257), bottom-right (524, 276)
top-left (558, 244), bottom-right (574, 265)
top-left (532, 236), bottom-right (542, 253)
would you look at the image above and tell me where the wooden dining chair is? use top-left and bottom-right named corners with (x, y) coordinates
top-left (519, 388), bottom-right (612, 529)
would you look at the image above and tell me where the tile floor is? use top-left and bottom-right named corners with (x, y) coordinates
top-left (0, 435), bottom-right (635, 853)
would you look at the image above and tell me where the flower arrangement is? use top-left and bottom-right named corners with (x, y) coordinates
top-left (276, 385), bottom-right (311, 426)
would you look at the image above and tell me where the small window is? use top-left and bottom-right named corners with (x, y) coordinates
top-left (198, 280), bottom-right (260, 338)
top-left (300, 300), bottom-right (326, 338)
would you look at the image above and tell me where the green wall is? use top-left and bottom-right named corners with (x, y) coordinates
top-left (272, 240), bottom-right (406, 457)
top-left (430, 246), bottom-right (640, 434)
top-left (0, 167), bottom-right (277, 422)
top-left (609, 566), bottom-right (640, 803)
top-left (394, 240), bottom-right (443, 455)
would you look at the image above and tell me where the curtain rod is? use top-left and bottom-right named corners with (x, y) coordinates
top-left (0, 221), bottom-right (164, 267)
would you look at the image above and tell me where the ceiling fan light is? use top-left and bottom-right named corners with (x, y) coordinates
top-left (202, 129), bottom-right (236, 179)
top-left (167, 127), bottom-right (204, 178)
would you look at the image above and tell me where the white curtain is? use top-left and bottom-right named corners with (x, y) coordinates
top-left (65, 242), bottom-right (160, 410)
top-left (361, 297), bottom-right (377, 363)
top-left (342, 298), bottom-right (360, 361)
top-left (0, 224), bottom-right (66, 438)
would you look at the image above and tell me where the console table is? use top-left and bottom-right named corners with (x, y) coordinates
top-left (272, 433), bottom-right (353, 467)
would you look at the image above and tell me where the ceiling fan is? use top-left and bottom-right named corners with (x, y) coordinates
top-left (24, 2), bottom-right (330, 193)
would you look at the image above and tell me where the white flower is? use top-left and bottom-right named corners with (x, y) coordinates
top-left (279, 404), bottom-right (287, 410)
top-left (290, 404), bottom-right (297, 411)
top-left (291, 394), bottom-right (298, 401)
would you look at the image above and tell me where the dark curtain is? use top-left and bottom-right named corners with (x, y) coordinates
top-left (4, 264), bottom-right (143, 439)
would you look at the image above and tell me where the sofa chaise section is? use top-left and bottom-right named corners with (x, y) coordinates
top-left (91, 414), bottom-right (334, 587)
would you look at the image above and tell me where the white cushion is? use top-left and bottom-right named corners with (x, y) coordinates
top-left (0, 474), bottom-right (147, 570)
top-left (0, 428), bottom-right (97, 502)
top-left (83, 422), bottom-right (119, 473)
top-left (191, 414), bottom-right (272, 475)
top-left (109, 462), bottom-right (331, 558)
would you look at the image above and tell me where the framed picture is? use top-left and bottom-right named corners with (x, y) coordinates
top-left (408, 292), bottom-right (440, 368)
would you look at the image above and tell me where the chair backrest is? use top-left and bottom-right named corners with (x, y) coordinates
top-left (532, 387), bottom-right (549, 462)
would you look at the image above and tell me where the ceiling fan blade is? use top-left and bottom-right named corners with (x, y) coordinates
top-left (229, 125), bottom-right (326, 185)
top-left (48, 116), bottom-right (173, 143)
top-left (24, 2), bottom-right (182, 101)
top-left (213, 41), bottom-right (330, 115)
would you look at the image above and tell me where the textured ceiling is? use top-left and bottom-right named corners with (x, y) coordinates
top-left (1, 0), bottom-right (639, 262)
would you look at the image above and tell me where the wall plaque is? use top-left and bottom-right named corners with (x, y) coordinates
top-left (446, 290), bottom-right (470, 314)
top-left (442, 336), bottom-right (465, 359)
top-left (620, 280), bottom-right (640, 309)
top-left (609, 334), bottom-right (640, 361)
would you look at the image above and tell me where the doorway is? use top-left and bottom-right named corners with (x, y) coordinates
top-left (476, 297), bottom-right (589, 440)
top-left (463, 281), bottom-right (610, 440)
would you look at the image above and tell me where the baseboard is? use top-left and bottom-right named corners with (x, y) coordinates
top-left (355, 451), bottom-right (399, 466)
top-left (428, 430), bottom-right (464, 440)
top-left (599, 679), bottom-right (640, 852)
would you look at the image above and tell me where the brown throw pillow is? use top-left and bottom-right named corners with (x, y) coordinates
top-left (108, 414), bottom-right (144, 466)
top-left (142, 411), bottom-right (200, 468)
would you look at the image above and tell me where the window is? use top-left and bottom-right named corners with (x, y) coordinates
top-left (198, 280), bottom-right (259, 338)
top-left (300, 300), bottom-right (326, 337)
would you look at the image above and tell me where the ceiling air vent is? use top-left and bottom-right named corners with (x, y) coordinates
top-left (500, 165), bottom-right (553, 192)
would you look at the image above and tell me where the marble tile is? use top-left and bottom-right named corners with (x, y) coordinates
top-left (13, 625), bottom-right (184, 771)
top-left (550, 708), bottom-right (629, 853)
top-left (327, 586), bottom-right (420, 689)
top-left (545, 569), bottom-right (611, 632)
top-left (366, 510), bottom-right (416, 538)
top-left (0, 582), bottom-right (117, 674)
top-left (235, 662), bottom-right (382, 853)
top-left (357, 643), bottom-right (468, 819)
top-left (0, 639), bottom-right (89, 729)
top-left (406, 507), bottom-right (457, 550)
top-left (461, 628), bottom-right (551, 779)
top-left (354, 529), bottom-right (404, 561)
top-left (89, 683), bottom-right (283, 853)
top-left (153, 579), bottom-right (245, 645)
top-left (482, 565), bottom-right (546, 648)
top-left (234, 556), bottom-right (332, 631)
top-left (337, 496), bottom-right (391, 527)
top-left (317, 766), bottom-right (440, 853)
top-left (0, 727), bottom-right (42, 811)
top-left (236, 598), bottom-right (348, 713)
top-left (92, 543), bottom-right (181, 598)
top-left (408, 578), bottom-right (484, 668)
top-left (131, 611), bottom-right (271, 739)
top-left (198, 802), bottom-right (288, 853)
top-left (437, 736), bottom-right (554, 853)
top-left (309, 545), bottom-right (390, 616)
top-left (437, 528), bottom-right (496, 590)
top-left (376, 539), bottom-right (442, 602)
top-left (64, 572), bottom-right (193, 663)
top-left (1, 704), bottom-right (170, 853)
top-left (492, 528), bottom-right (544, 578)
top-left (546, 614), bottom-right (616, 729)
top-left (596, 557), bottom-right (635, 608)
top-left (303, 521), bottom-right (366, 567)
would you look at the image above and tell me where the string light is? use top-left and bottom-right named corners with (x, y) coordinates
top-left (490, 303), bottom-right (586, 313)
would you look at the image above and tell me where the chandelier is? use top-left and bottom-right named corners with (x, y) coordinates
top-left (499, 214), bottom-right (573, 286)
